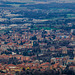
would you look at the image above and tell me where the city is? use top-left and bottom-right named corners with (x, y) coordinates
top-left (0, 0), bottom-right (75, 75)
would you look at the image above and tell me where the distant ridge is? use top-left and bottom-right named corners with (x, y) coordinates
top-left (0, 0), bottom-right (33, 2)
top-left (34, 0), bottom-right (75, 3)
top-left (0, 0), bottom-right (75, 3)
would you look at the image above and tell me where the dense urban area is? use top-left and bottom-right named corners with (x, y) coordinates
top-left (0, 0), bottom-right (75, 75)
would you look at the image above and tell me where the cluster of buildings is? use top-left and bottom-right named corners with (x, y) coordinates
top-left (0, 5), bottom-right (75, 75)
top-left (0, 23), bottom-right (75, 74)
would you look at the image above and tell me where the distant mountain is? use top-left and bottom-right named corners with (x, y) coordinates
top-left (33, 0), bottom-right (75, 3)
top-left (33, 0), bottom-right (52, 1)
top-left (0, 0), bottom-right (75, 3)
top-left (0, 0), bottom-right (32, 2)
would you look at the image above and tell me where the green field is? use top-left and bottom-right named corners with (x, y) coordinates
top-left (30, 26), bottom-right (57, 30)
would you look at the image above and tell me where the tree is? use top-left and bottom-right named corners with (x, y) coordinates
top-left (30, 35), bottom-right (37, 40)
